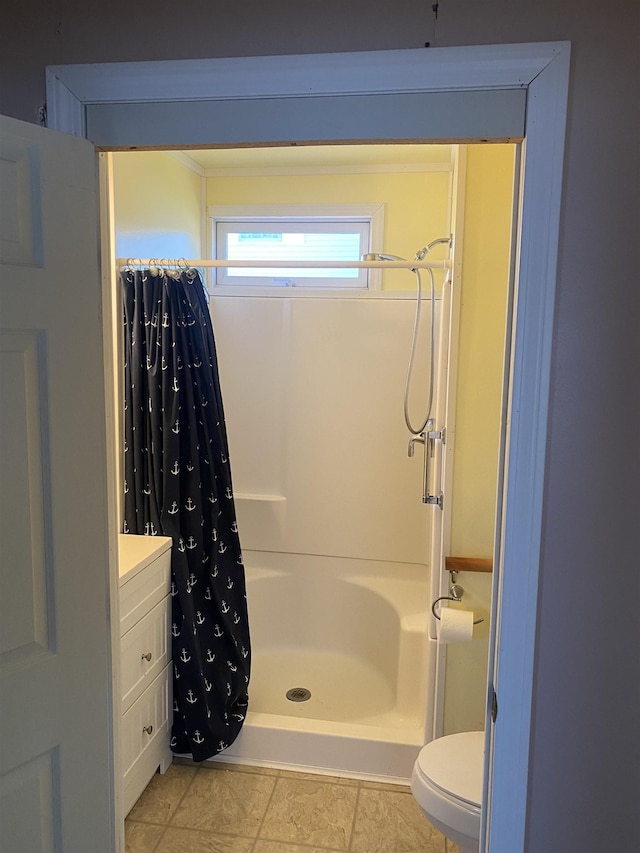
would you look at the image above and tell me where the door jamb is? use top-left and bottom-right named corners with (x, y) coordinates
top-left (46, 42), bottom-right (571, 852)
top-left (97, 150), bottom-right (125, 853)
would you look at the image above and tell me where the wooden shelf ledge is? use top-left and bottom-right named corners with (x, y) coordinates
top-left (445, 555), bottom-right (493, 573)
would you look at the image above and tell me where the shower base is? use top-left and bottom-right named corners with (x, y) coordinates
top-left (214, 646), bottom-right (432, 783)
top-left (210, 552), bottom-right (436, 782)
top-left (251, 649), bottom-right (399, 723)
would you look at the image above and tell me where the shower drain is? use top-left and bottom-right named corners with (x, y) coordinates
top-left (286, 687), bottom-right (312, 702)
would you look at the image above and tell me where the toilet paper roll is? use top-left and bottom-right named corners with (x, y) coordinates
top-left (437, 607), bottom-right (475, 643)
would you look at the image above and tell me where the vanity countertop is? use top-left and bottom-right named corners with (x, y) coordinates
top-left (118, 534), bottom-right (172, 585)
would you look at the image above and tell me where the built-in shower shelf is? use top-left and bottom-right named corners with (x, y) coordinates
top-left (234, 494), bottom-right (287, 552)
top-left (445, 556), bottom-right (493, 573)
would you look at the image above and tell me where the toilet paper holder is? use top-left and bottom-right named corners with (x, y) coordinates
top-left (431, 572), bottom-right (484, 624)
top-left (431, 597), bottom-right (484, 624)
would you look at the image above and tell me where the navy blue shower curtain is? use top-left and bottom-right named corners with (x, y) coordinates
top-left (122, 267), bottom-right (250, 760)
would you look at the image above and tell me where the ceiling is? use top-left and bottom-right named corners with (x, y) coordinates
top-left (179, 143), bottom-right (453, 171)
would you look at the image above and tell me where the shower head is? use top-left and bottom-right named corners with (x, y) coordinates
top-left (414, 236), bottom-right (452, 261)
top-left (361, 252), bottom-right (407, 262)
top-left (363, 238), bottom-right (452, 264)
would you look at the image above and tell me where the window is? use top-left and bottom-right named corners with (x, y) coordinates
top-left (209, 204), bottom-right (384, 290)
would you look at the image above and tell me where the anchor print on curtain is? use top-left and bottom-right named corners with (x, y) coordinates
top-left (122, 268), bottom-right (250, 761)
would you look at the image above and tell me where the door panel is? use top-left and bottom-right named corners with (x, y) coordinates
top-left (0, 115), bottom-right (116, 852)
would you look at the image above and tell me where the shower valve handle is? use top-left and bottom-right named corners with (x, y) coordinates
top-left (408, 433), bottom-right (426, 457)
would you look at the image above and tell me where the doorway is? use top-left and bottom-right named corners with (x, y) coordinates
top-left (48, 42), bottom-right (570, 852)
top-left (109, 139), bottom-right (514, 749)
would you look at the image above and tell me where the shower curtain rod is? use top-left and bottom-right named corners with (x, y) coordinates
top-left (116, 258), bottom-right (451, 271)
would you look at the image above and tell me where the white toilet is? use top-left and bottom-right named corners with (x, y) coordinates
top-left (411, 730), bottom-right (484, 853)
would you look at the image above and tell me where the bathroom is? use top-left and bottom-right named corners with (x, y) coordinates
top-left (112, 141), bottom-right (515, 847)
top-left (4, 0), bottom-right (634, 840)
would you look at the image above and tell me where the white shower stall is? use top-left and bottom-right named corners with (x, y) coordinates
top-left (210, 291), bottom-right (443, 779)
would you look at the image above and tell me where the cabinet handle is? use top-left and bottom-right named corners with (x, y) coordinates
top-left (143, 725), bottom-right (154, 735)
top-left (141, 652), bottom-right (152, 662)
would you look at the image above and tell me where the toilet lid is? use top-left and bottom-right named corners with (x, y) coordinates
top-left (416, 731), bottom-right (484, 807)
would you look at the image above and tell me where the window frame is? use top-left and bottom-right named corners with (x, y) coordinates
top-left (207, 203), bottom-right (384, 293)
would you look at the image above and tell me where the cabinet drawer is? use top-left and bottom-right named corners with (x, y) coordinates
top-left (121, 664), bottom-right (171, 782)
top-left (119, 549), bottom-right (170, 636)
top-left (121, 596), bottom-right (171, 713)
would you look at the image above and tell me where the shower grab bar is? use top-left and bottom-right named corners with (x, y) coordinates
top-left (409, 420), bottom-right (445, 507)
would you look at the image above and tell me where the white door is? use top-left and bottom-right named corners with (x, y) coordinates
top-left (0, 115), bottom-right (116, 851)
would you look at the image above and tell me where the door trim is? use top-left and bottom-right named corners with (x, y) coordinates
top-left (98, 150), bottom-right (125, 853)
top-left (46, 43), bottom-right (571, 852)
top-left (46, 42), bottom-right (562, 126)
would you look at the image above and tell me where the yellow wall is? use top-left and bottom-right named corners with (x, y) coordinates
top-left (451, 146), bottom-right (514, 556)
top-left (206, 170), bottom-right (450, 290)
top-left (444, 144), bottom-right (515, 734)
top-left (112, 152), bottom-right (203, 259)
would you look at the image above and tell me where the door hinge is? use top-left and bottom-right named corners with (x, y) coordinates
top-left (491, 689), bottom-right (498, 723)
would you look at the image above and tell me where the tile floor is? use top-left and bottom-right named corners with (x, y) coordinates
top-left (125, 760), bottom-right (460, 853)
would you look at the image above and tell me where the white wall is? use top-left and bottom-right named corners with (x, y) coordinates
top-left (2, 2), bottom-right (638, 850)
top-left (212, 294), bottom-right (437, 565)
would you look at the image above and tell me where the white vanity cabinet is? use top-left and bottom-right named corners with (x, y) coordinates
top-left (118, 534), bottom-right (173, 815)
